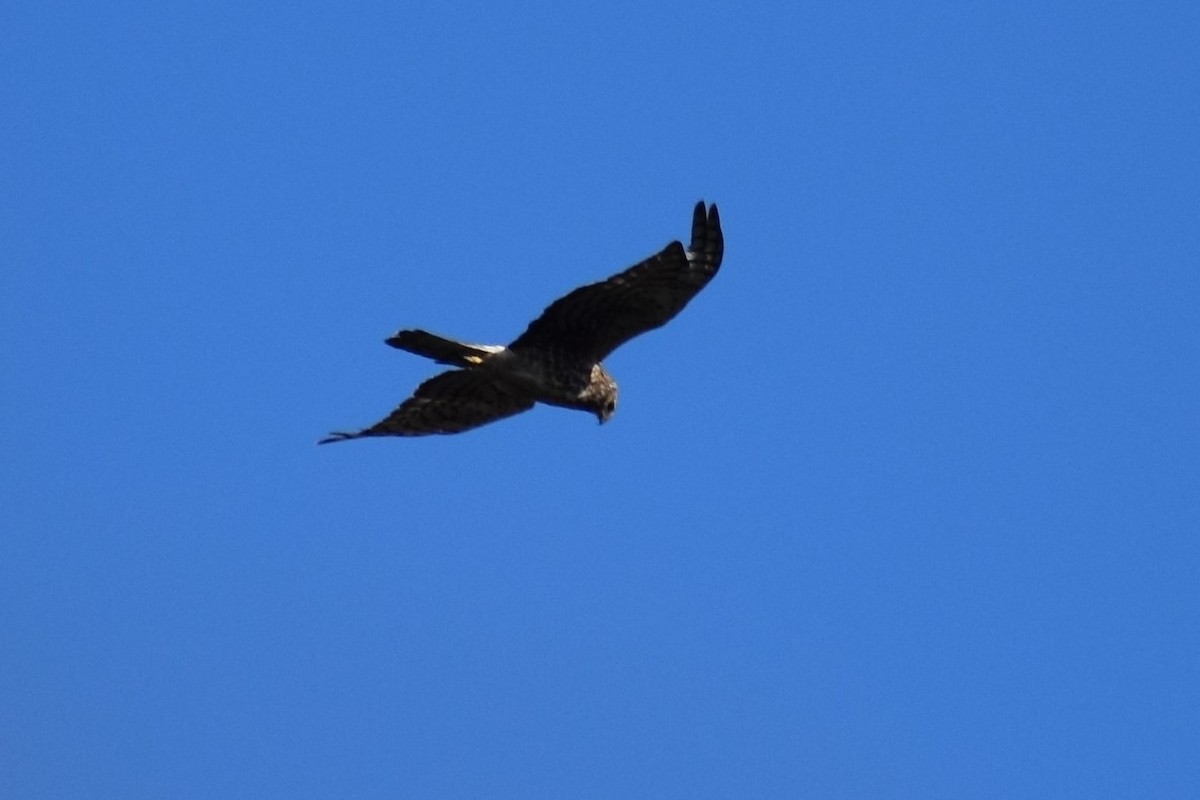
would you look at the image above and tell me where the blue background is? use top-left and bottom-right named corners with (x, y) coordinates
top-left (4, 2), bottom-right (1197, 797)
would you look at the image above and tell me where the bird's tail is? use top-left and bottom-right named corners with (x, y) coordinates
top-left (385, 329), bottom-right (504, 368)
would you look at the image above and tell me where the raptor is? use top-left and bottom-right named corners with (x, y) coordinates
top-left (320, 201), bottom-right (723, 442)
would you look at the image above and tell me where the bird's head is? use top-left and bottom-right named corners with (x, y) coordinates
top-left (586, 364), bottom-right (618, 425)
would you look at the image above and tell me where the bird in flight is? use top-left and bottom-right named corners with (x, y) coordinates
top-left (320, 201), bottom-right (723, 443)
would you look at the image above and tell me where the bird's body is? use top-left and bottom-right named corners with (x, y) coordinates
top-left (321, 201), bottom-right (723, 443)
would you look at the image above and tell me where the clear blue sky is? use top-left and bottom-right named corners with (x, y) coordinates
top-left (3, 1), bottom-right (1197, 797)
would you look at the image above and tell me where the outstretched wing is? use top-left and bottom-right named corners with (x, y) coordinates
top-left (508, 202), bottom-right (723, 362)
top-left (319, 370), bottom-right (534, 443)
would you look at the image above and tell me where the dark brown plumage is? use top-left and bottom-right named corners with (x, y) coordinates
top-left (320, 201), bottom-right (723, 443)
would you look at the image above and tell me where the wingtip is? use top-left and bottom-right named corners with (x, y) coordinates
top-left (693, 200), bottom-right (719, 225)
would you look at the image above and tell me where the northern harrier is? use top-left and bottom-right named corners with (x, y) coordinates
top-left (320, 201), bottom-right (723, 443)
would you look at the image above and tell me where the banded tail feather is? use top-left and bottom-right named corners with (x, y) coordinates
top-left (385, 329), bottom-right (504, 368)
